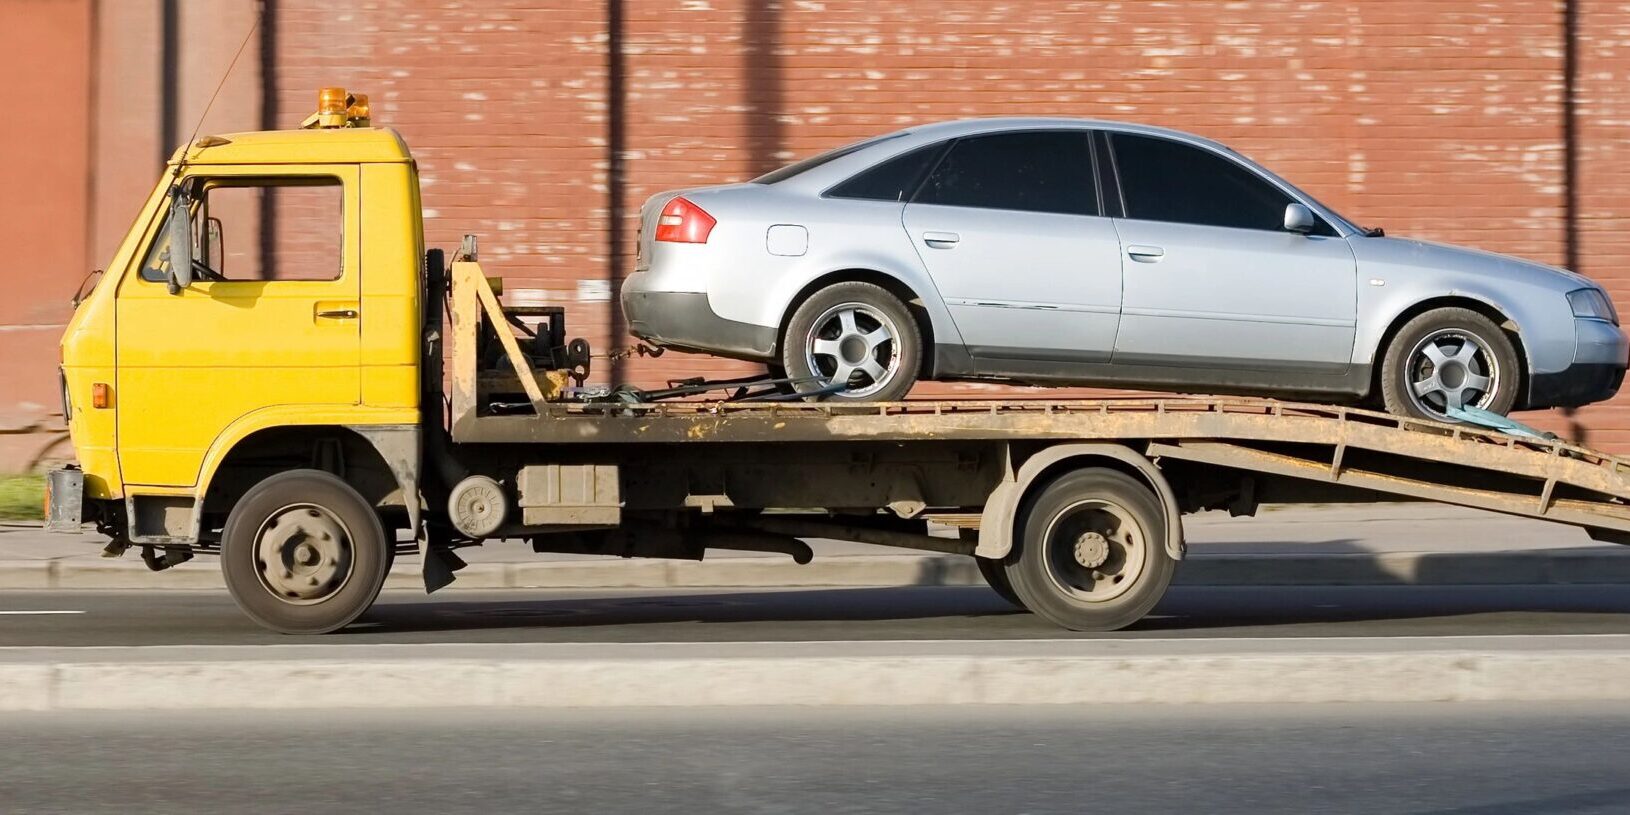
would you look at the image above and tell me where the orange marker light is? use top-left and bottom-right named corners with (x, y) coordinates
top-left (91, 382), bottom-right (110, 409)
top-left (347, 93), bottom-right (371, 124)
top-left (318, 87), bottom-right (349, 115)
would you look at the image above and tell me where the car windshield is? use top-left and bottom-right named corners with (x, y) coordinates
top-left (752, 133), bottom-right (907, 184)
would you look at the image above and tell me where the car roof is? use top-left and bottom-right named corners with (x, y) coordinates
top-left (899, 117), bottom-right (1226, 150)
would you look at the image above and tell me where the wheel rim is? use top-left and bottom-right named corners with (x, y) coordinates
top-left (253, 503), bottom-right (356, 605)
top-left (1405, 329), bottom-right (1500, 419)
top-left (804, 302), bottom-right (902, 398)
top-left (1040, 499), bottom-right (1147, 603)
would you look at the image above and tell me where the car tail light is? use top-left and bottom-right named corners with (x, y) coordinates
top-left (655, 197), bottom-right (716, 244)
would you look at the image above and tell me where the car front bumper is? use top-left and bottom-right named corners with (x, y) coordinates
top-left (1526, 318), bottom-right (1629, 408)
top-left (622, 273), bottom-right (778, 361)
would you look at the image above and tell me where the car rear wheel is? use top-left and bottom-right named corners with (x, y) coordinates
top-left (781, 281), bottom-right (921, 402)
top-left (1380, 308), bottom-right (1520, 422)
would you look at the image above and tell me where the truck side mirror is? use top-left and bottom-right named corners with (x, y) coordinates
top-left (166, 190), bottom-right (194, 294)
top-left (205, 216), bottom-right (224, 276)
top-left (1283, 202), bottom-right (1316, 234)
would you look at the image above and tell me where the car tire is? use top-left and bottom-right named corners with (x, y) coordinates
top-left (1380, 307), bottom-right (1520, 422)
top-left (1003, 468), bottom-right (1174, 632)
top-left (220, 469), bottom-right (391, 635)
top-left (780, 281), bottom-right (921, 402)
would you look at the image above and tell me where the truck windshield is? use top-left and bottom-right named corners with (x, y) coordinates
top-left (752, 133), bottom-right (907, 184)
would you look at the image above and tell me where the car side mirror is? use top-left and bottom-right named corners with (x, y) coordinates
top-left (165, 190), bottom-right (194, 294)
top-left (205, 216), bottom-right (224, 275)
top-left (1283, 202), bottom-right (1316, 234)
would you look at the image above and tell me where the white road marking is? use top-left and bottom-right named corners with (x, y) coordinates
top-left (0, 610), bottom-right (85, 615)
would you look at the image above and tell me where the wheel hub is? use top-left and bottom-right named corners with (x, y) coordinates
top-left (1073, 531), bottom-right (1110, 569)
top-left (805, 302), bottom-right (901, 398)
top-left (256, 505), bottom-right (353, 603)
top-left (1408, 330), bottom-right (1498, 417)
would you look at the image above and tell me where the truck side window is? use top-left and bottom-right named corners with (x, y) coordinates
top-left (139, 177), bottom-right (344, 283)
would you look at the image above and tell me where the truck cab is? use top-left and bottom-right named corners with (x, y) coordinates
top-left (56, 90), bottom-right (423, 554)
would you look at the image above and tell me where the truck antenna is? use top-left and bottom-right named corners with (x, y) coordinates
top-left (174, 2), bottom-right (263, 173)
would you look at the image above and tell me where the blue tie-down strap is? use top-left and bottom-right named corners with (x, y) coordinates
top-left (1443, 405), bottom-right (1559, 441)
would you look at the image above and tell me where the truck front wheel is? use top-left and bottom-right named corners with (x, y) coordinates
top-left (1004, 468), bottom-right (1174, 631)
top-left (220, 469), bottom-right (391, 634)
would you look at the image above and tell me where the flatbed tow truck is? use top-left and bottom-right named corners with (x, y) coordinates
top-left (46, 89), bottom-right (1630, 634)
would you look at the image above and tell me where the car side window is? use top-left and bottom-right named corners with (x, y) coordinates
top-left (826, 142), bottom-right (947, 202)
top-left (1110, 133), bottom-right (1331, 234)
top-left (912, 131), bottom-right (1097, 217)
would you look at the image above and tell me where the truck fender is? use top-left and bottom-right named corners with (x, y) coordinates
top-left (974, 443), bottom-right (1184, 562)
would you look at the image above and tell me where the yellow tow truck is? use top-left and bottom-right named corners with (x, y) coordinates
top-left (46, 89), bottom-right (1630, 634)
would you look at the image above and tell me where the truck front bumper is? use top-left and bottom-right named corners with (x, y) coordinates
top-left (1527, 318), bottom-right (1629, 408)
top-left (621, 274), bottom-right (778, 361)
top-left (43, 467), bottom-right (85, 532)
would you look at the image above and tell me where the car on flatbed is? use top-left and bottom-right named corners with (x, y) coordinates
top-left (622, 117), bottom-right (1628, 421)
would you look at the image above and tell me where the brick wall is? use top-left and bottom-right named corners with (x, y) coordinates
top-left (11, 1), bottom-right (1630, 469)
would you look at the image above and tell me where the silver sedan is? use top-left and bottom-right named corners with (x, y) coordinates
top-left (622, 118), bottom-right (1627, 420)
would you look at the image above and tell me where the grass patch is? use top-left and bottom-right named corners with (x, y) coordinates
top-left (0, 475), bottom-right (45, 520)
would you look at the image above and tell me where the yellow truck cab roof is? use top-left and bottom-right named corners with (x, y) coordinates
top-left (167, 126), bottom-right (412, 166)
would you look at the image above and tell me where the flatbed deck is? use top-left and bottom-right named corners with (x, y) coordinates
top-left (453, 395), bottom-right (1630, 538)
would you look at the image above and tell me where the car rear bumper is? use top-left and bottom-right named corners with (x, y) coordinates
top-left (1526, 319), bottom-right (1628, 408)
top-left (622, 276), bottom-right (777, 361)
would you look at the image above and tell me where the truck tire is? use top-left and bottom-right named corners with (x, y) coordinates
top-left (1380, 307), bottom-right (1520, 422)
top-left (220, 469), bottom-right (391, 635)
top-left (1004, 468), bottom-right (1174, 631)
top-left (781, 281), bottom-right (920, 402)
top-left (975, 556), bottom-right (1025, 610)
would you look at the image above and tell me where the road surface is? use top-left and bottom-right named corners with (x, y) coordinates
top-left (3, 583), bottom-right (1630, 646)
top-left (4, 703), bottom-right (1629, 814)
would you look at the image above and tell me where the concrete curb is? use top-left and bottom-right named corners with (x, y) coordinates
top-left (5, 550), bottom-right (1630, 590)
top-left (5, 645), bottom-right (1630, 709)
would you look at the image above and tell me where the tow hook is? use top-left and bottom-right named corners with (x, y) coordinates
top-left (140, 544), bottom-right (195, 572)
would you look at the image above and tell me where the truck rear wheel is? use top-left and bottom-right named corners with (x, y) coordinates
top-left (220, 469), bottom-right (390, 635)
top-left (1005, 468), bottom-right (1174, 631)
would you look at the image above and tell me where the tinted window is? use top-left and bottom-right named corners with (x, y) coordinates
top-left (826, 142), bottom-right (946, 202)
top-left (1110, 133), bottom-right (1309, 232)
top-left (752, 133), bottom-right (906, 184)
top-left (913, 131), bottom-right (1097, 216)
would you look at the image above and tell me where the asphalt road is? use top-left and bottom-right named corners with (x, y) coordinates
top-left (4, 583), bottom-right (1630, 646)
top-left (4, 703), bottom-right (1630, 814)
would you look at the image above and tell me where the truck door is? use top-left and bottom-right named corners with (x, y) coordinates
top-left (114, 167), bottom-right (362, 487)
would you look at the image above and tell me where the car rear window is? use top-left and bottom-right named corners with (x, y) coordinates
top-left (752, 133), bottom-right (907, 184)
top-left (825, 142), bottom-right (948, 202)
top-left (912, 131), bottom-right (1097, 217)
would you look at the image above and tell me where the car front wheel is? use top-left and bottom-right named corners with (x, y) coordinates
top-left (780, 281), bottom-right (921, 401)
top-left (1380, 307), bottom-right (1520, 422)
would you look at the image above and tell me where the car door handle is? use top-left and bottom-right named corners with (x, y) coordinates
top-left (922, 231), bottom-right (961, 248)
top-left (315, 308), bottom-right (359, 319)
top-left (1126, 245), bottom-right (1165, 262)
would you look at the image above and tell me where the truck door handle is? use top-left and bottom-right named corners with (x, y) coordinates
top-left (1126, 245), bottom-right (1165, 262)
top-left (316, 308), bottom-right (359, 319)
top-left (922, 231), bottom-right (961, 248)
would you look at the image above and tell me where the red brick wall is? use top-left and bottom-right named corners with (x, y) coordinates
top-left (16, 1), bottom-right (1630, 469)
top-left (270, 0), bottom-right (1614, 420)
top-left (0, 0), bottom-right (92, 470)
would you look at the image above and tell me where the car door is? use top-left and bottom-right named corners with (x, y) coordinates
top-left (902, 130), bottom-right (1123, 364)
top-left (115, 168), bottom-right (362, 487)
top-left (1105, 132), bottom-right (1358, 376)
